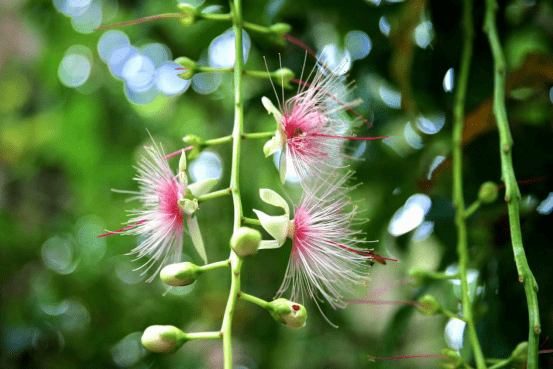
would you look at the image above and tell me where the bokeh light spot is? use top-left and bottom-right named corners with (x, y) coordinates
top-left (209, 28), bottom-right (251, 69)
top-left (156, 62), bottom-right (191, 96)
top-left (98, 30), bottom-right (130, 62)
top-left (189, 151), bottom-right (223, 182)
top-left (345, 30), bottom-right (372, 60)
top-left (58, 45), bottom-right (92, 88)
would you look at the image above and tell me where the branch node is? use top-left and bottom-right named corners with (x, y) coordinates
top-left (519, 275), bottom-right (524, 283)
top-left (534, 326), bottom-right (542, 334)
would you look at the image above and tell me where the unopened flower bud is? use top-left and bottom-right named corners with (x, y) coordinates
top-left (408, 268), bottom-right (431, 284)
top-left (478, 181), bottom-right (498, 204)
top-left (269, 23), bottom-right (292, 36)
top-left (511, 341), bottom-right (528, 362)
top-left (268, 298), bottom-right (307, 329)
top-left (177, 4), bottom-right (197, 26)
top-left (230, 227), bottom-right (262, 257)
top-left (272, 68), bottom-right (295, 89)
top-left (179, 198), bottom-right (198, 215)
top-left (182, 134), bottom-right (204, 160)
top-left (160, 262), bottom-right (202, 286)
top-left (441, 348), bottom-right (462, 367)
top-left (417, 294), bottom-right (442, 316)
top-left (175, 57), bottom-right (197, 80)
top-left (141, 325), bottom-right (188, 353)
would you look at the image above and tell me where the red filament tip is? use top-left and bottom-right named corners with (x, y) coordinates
top-left (99, 219), bottom-right (147, 238)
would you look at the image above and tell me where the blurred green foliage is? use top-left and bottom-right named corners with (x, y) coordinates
top-left (1, 0), bottom-right (553, 368)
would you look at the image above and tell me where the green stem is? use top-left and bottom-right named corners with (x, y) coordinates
top-left (187, 331), bottom-right (223, 340)
top-left (197, 189), bottom-right (232, 203)
top-left (196, 66), bottom-right (234, 74)
top-left (452, 1), bottom-right (486, 368)
top-left (243, 21), bottom-right (271, 34)
top-left (221, 2), bottom-right (245, 368)
top-left (199, 260), bottom-right (231, 272)
top-left (484, 1), bottom-right (540, 367)
top-left (241, 131), bottom-right (275, 140)
top-left (440, 309), bottom-right (468, 323)
top-left (487, 358), bottom-right (514, 369)
top-left (198, 12), bottom-right (232, 22)
top-left (238, 292), bottom-right (270, 309)
top-left (203, 132), bottom-right (275, 148)
top-left (242, 217), bottom-right (261, 226)
top-left (464, 200), bottom-right (481, 219)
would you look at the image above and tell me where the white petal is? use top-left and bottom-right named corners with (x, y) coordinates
top-left (263, 135), bottom-right (282, 158)
top-left (261, 96), bottom-right (282, 122)
top-left (252, 209), bottom-right (288, 246)
top-left (188, 178), bottom-right (218, 197)
top-left (279, 148), bottom-right (287, 185)
top-left (259, 188), bottom-right (289, 216)
top-left (187, 215), bottom-right (207, 264)
top-left (258, 240), bottom-right (281, 249)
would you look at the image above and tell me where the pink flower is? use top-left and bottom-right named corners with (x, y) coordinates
top-left (262, 63), bottom-right (387, 184)
top-left (253, 174), bottom-right (395, 313)
top-left (100, 142), bottom-right (215, 282)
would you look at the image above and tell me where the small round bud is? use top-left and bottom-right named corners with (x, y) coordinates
top-left (179, 198), bottom-right (198, 215)
top-left (177, 4), bottom-right (197, 26)
top-left (478, 181), bottom-right (499, 204)
top-left (268, 298), bottom-right (307, 329)
top-left (141, 325), bottom-right (188, 354)
top-left (417, 294), bottom-right (442, 316)
top-left (272, 68), bottom-right (295, 89)
top-left (511, 341), bottom-right (528, 362)
top-left (175, 57), bottom-right (197, 80)
top-left (230, 227), bottom-right (262, 257)
top-left (408, 268), bottom-right (430, 284)
top-left (160, 262), bottom-right (202, 286)
top-left (441, 348), bottom-right (462, 366)
top-left (269, 23), bottom-right (292, 36)
top-left (182, 134), bottom-right (204, 160)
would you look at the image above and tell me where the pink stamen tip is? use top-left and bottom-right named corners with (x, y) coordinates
top-left (290, 78), bottom-right (373, 127)
top-left (95, 13), bottom-right (189, 30)
top-left (99, 219), bottom-right (147, 238)
top-left (327, 241), bottom-right (397, 262)
top-left (283, 34), bottom-right (318, 61)
top-left (164, 146), bottom-right (193, 160)
top-left (312, 133), bottom-right (389, 141)
top-left (369, 354), bottom-right (449, 361)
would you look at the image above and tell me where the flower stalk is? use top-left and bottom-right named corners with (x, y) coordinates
top-left (483, 0), bottom-right (541, 367)
top-left (452, 0), bottom-right (486, 368)
top-left (220, 0), bottom-right (245, 367)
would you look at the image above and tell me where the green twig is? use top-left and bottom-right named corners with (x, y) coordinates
top-left (238, 292), bottom-right (270, 309)
top-left (221, 1), bottom-right (245, 368)
top-left (452, 0), bottom-right (486, 368)
top-left (197, 189), bottom-right (232, 203)
top-left (242, 217), bottom-right (261, 226)
top-left (483, 0), bottom-right (541, 367)
top-left (199, 260), bottom-right (231, 272)
top-left (187, 331), bottom-right (223, 340)
top-left (203, 132), bottom-right (275, 149)
top-left (464, 200), bottom-right (481, 219)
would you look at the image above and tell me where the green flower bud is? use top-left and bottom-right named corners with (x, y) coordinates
top-left (441, 348), bottom-right (462, 367)
top-left (182, 134), bottom-right (204, 160)
top-left (177, 4), bottom-right (197, 26)
top-left (178, 198), bottom-right (198, 215)
top-left (417, 294), bottom-right (442, 316)
top-left (478, 181), bottom-right (499, 204)
top-left (268, 298), bottom-right (307, 329)
top-left (272, 68), bottom-right (295, 89)
top-left (141, 325), bottom-right (188, 353)
top-left (160, 262), bottom-right (202, 286)
top-left (408, 268), bottom-right (431, 284)
top-left (175, 57), bottom-right (197, 80)
top-left (269, 23), bottom-right (292, 36)
top-left (511, 341), bottom-right (528, 362)
top-left (230, 227), bottom-right (262, 257)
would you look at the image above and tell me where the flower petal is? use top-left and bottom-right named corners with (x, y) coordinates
top-left (259, 188), bottom-right (289, 216)
top-left (187, 215), bottom-right (207, 264)
top-left (263, 135), bottom-right (283, 158)
top-left (252, 209), bottom-right (289, 246)
top-left (262, 96), bottom-right (282, 122)
top-left (258, 240), bottom-right (281, 249)
top-left (188, 178), bottom-right (218, 197)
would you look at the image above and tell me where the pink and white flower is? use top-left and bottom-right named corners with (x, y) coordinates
top-left (262, 62), bottom-right (387, 184)
top-left (100, 142), bottom-right (217, 282)
top-left (253, 174), bottom-right (394, 311)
